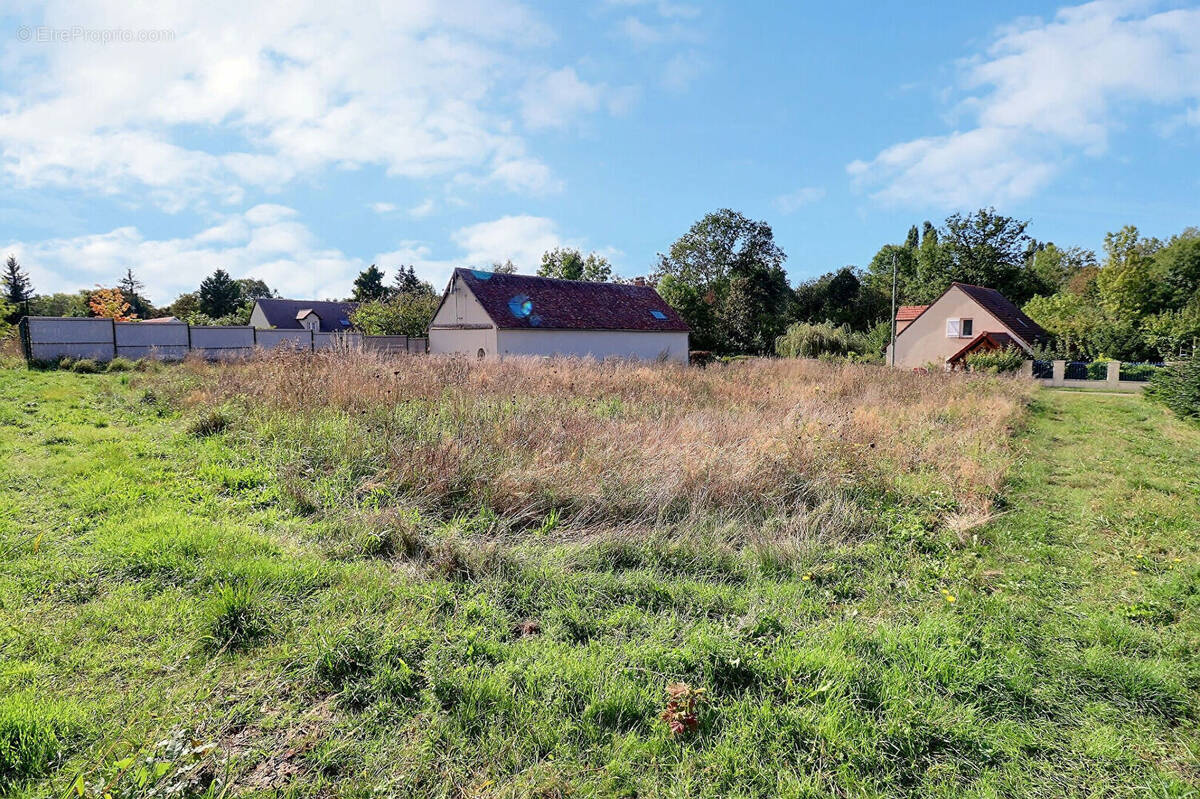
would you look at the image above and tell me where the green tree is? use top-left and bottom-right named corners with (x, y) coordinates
top-left (236, 278), bottom-right (275, 300)
top-left (793, 267), bottom-right (888, 329)
top-left (537, 248), bottom-right (613, 282)
top-left (167, 292), bottom-right (201, 320)
top-left (117, 269), bottom-right (156, 319)
top-left (490, 259), bottom-right (518, 274)
top-left (1152, 228), bottom-right (1200, 310)
top-left (1028, 244), bottom-right (1097, 295)
top-left (29, 291), bottom-right (91, 317)
top-left (2, 255), bottom-right (33, 321)
top-left (654, 209), bottom-right (786, 353)
top-left (940, 208), bottom-right (1033, 302)
top-left (198, 269), bottom-right (242, 318)
top-left (391, 265), bottom-right (435, 297)
top-left (352, 265), bottom-right (389, 302)
top-left (350, 294), bottom-right (439, 336)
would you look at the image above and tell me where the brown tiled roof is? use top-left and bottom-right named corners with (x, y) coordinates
top-left (896, 305), bottom-right (928, 322)
top-left (451, 268), bottom-right (690, 332)
top-left (952, 283), bottom-right (1047, 345)
top-left (947, 331), bottom-right (1021, 363)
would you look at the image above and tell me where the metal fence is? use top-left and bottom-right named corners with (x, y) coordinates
top-left (19, 317), bottom-right (428, 363)
top-left (1030, 359), bottom-right (1165, 392)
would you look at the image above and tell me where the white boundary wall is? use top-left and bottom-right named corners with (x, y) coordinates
top-left (20, 317), bottom-right (411, 362)
top-left (26, 318), bottom-right (116, 362)
top-left (115, 321), bottom-right (189, 360)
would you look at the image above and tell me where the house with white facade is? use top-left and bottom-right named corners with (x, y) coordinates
top-left (428, 269), bottom-right (689, 362)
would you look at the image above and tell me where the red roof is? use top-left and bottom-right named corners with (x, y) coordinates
top-left (450, 269), bottom-right (690, 332)
top-left (947, 331), bottom-right (1021, 363)
top-left (896, 305), bottom-right (928, 322)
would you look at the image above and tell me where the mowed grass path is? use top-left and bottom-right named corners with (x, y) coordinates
top-left (0, 369), bottom-right (1197, 798)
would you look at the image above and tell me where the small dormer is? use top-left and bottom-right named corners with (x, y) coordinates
top-left (296, 309), bottom-right (321, 332)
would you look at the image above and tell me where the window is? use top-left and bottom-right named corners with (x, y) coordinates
top-left (650, 309), bottom-right (667, 320)
top-left (961, 318), bottom-right (973, 337)
top-left (477, 348), bottom-right (485, 359)
top-left (946, 318), bottom-right (961, 338)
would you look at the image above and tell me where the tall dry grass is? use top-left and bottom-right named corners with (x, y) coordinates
top-left (160, 352), bottom-right (1033, 533)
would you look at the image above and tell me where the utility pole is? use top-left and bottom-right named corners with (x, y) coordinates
top-left (889, 253), bottom-right (898, 367)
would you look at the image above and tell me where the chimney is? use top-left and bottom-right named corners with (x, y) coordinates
top-left (633, 276), bottom-right (646, 286)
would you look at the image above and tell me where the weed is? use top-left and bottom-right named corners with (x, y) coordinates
top-left (70, 358), bottom-right (101, 374)
top-left (185, 407), bottom-right (232, 437)
top-left (106, 357), bottom-right (135, 373)
top-left (0, 707), bottom-right (64, 790)
top-left (207, 582), bottom-right (270, 650)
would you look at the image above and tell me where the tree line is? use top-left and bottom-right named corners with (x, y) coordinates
top-left (5, 208), bottom-right (1197, 360)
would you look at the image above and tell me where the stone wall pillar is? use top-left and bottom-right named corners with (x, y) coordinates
top-left (1021, 360), bottom-right (1034, 379)
top-left (1052, 360), bottom-right (1066, 386)
top-left (1106, 360), bottom-right (1121, 389)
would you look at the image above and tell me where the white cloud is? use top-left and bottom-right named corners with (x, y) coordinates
top-left (407, 199), bottom-right (435, 218)
top-left (0, 0), bottom-right (583, 210)
top-left (849, 0), bottom-right (1200, 208)
top-left (773, 186), bottom-right (826, 214)
top-left (604, 0), bottom-right (700, 20)
top-left (369, 202), bottom-right (398, 214)
top-left (519, 67), bottom-right (637, 130)
top-left (4, 211), bottom-right (603, 305)
top-left (661, 52), bottom-right (705, 92)
top-left (451, 215), bottom-right (573, 271)
top-left (3, 206), bottom-right (364, 303)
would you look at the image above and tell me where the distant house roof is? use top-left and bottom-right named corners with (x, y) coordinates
top-left (946, 331), bottom-right (1020, 363)
top-left (253, 298), bottom-right (358, 332)
top-left (896, 305), bottom-right (928, 322)
top-left (143, 315), bottom-right (181, 324)
top-left (446, 268), bottom-right (690, 332)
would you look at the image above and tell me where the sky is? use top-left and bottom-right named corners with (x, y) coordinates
top-left (1, 0), bottom-right (1199, 306)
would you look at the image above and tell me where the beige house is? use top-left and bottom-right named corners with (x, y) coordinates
top-left (885, 282), bottom-right (1047, 369)
top-left (429, 268), bottom-right (690, 362)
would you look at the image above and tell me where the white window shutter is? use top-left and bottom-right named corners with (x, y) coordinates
top-left (946, 318), bottom-right (960, 337)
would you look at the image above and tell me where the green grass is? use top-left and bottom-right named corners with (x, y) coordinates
top-left (0, 369), bottom-right (1197, 797)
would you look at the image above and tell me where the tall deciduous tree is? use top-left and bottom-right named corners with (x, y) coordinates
top-left (198, 269), bottom-right (242, 318)
top-left (537, 248), bottom-right (613, 282)
top-left (654, 209), bottom-right (788, 354)
top-left (88, 286), bottom-right (135, 321)
top-left (940, 208), bottom-right (1033, 302)
top-left (352, 265), bottom-right (389, 302)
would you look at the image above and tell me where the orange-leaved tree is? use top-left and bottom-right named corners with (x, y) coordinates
top-left (89, 286), bottom-right (137, 321)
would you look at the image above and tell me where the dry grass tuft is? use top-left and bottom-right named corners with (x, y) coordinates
top-left (156, 351), bottom-right (1034, 532)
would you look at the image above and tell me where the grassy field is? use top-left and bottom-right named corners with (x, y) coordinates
top-left (0, 356), bottom-right (1196, 798)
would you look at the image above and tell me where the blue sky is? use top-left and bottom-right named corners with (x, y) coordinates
top-left (2, 0), bottom-right (1199, 305)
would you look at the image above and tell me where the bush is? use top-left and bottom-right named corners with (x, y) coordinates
top-left (106, 357), bottom-right (135, 372)
top-left (775, 322), bottom-right (853, 359)
top-left (964, 348), bottom-right (1025, 374)
top-left (69, 358), bottom-right (101, 374)
top-left (1145, 354), bottom-right (1200, 421)
top-left (186, 407), bottom-right (232, 437)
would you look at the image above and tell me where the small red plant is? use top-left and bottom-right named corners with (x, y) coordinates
top-left (660, 682), bottom-right (704, 736)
